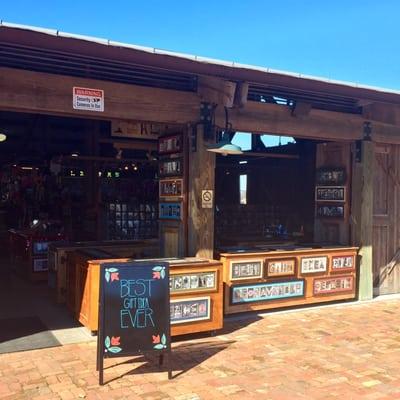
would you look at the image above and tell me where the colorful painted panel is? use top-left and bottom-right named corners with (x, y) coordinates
top-left (159, 202), bottom-right (182, 220)
top-left (331, 255), bottom-right (355, 272)
top-left (231, 280), bottom-right (305, 304)
top-left (301, 256), bottom-right (328, 274)
top-left (230, 260), bottom-right (263, 280)
top-left (266, 258), bottom-right (296, 277)
top-left (313, 275), bottom-right (354, 295)
top-left (170, 297), bottom-right (210, 324)
top-left (170, 272), bottom-right (216, 293)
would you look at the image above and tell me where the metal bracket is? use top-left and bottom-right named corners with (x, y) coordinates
top-left (200, 102), bottom-right (214, 141)
top-left (363, 121), bottom-right (372, 141)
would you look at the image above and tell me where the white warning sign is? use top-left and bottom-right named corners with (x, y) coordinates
top-left (73, 87), bottom-right (104, 112)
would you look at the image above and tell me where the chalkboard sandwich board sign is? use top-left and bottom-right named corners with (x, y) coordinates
top-left (97, 261), bottom-right (172, 385)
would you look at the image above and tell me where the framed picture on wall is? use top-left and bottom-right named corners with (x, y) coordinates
top-left (316, 204), bottom-right (345, 219)
top-left (158, 158), bottom-right (183, 177)
top-left (159, 202), bottom-right (182, 220)
top-left (158, 134), bottom-right (182, 155)
top-left (316, 167), bottom-right (346, 185)
top-left (315, 186), bottom-right (346, 202)
top-left (159, 178), bottom-right (183, 197)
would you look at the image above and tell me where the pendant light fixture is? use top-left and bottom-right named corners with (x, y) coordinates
top-left (0, 133), bottom-right (7, 142)
top-left (206, 107), bottom-right (242, 156)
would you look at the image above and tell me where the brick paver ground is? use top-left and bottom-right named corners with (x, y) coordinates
top-left (1, 298), bottom-right (400, 400)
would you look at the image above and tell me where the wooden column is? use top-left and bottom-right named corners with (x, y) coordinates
top-left (352, 139), bottom-right (374, 300)
top-left (187, 125), bottom-right (216, 258)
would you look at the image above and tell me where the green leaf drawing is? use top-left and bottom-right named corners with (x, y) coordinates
top-left (105, 271), bottom-right (110, 282)
top-left (152, 266), bottom-right (163, 272)
top-left (105, 336), bottom-right (110, 348)
top-left (153, 344), bottom-right (164, 350)
top-left (108, 346), bottom-right (122, 353)
top-left (107, 268), bottom-right (119, 273)
top-left (160, 269), bottom-right (166, 279)
top-left (161, 334), bottom-right (166, 345)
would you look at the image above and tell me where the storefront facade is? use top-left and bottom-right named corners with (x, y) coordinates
top-left (1, 22), bottom-right (400, 330)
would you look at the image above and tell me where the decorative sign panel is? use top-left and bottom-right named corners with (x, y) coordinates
top-left (316, 205), bottom-right (344, 219)
top-left (159, 158), bottom-right (183, 177)
top-left (98, 261), bottom-right (171, 384)
top-left (159, 202), bottom-right (182, 220)
top-left (315, 186), bottom-right (346, 202)
top-left (231, 280), bottom-right (305, 304)
top-left (313, 275), bottom-right (354, 295)
top-left (170, 272), bottom-right (216, 293)
top-left (170, 297), bottom-right (210, 324)
top-left (230, 260), bottom-right (263, 281)
top-left (266, 258), bottom-right (296, 277)
top-left (316, 167), bottom-right (346, 185)
top-left (33, 242), bottom-right (49, 255)
top-left (158, 134), bottom-right (182, 155)
top-left (159, 179), bottom-right (183, 197)
top-left (301, 256), bottom-right (328, 274)
top-left (331, 255), bottom-right (355, 272)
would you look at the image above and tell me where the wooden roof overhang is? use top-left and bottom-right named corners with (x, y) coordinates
top-left (1, 22), bottom-right (400, 143)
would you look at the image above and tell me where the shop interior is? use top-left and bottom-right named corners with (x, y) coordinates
top-left (214, 132), bottom-right (349, 252)
top-left (0, 111), bottom-right (160, 250)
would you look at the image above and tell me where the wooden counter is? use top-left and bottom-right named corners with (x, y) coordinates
top-left (70, 256), bottom-right (223, 336)
top-left (220, 246), bottom-right (358, 314)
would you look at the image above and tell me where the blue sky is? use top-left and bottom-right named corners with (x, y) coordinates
top-left (2, 1), bottom-right (400, 90)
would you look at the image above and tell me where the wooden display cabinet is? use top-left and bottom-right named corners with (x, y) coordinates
top-left (220, 247), bottom-right (358, 314)
top-left (68, 256), bottom-right (223, 336)
top-left (49, 239), bottom-right (159, 303)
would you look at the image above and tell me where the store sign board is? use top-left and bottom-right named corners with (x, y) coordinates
top-left (331, 255), bottom-right (355, 272)
top-left (230, 260), bottom-right (263, 280)
top-left (231, 280), bottom-right (305, 304)
top-left (170, 272), bottom-right (216, 293)
top-left (97, 262), bottom-right (171, 384)
top-left (266, 258), bottom-right (296, 277)
top-left (301, 256), bottom-right (328, 274)
top-left (313, 275), bottom-right (354, 295)
top-left (315, 186), bottom-right (346, 202)
top-left (170, 297), bottom-right (210, 324)
top-left (73, 87), bottom-right (104, 112)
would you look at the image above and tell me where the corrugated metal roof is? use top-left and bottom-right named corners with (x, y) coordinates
top-left (1, 20), bottom-right (400, 98)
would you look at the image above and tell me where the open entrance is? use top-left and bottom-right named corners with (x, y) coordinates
top-left (0, 111), bottom-right (164, 352)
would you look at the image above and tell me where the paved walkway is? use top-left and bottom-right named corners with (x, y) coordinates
top-left (1, 298), bottom-right (400, 400)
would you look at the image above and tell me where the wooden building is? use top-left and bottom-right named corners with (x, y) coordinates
top-left (1, 22), bottom-right (400, 324)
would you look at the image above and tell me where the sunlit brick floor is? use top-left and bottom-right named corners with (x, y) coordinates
top-left (1, 297), bottom-right (400, 400)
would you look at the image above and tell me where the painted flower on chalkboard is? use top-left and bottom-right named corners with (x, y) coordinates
top-left (152, 335), bottom-right (160, 344)
top-left (105, 268), bottom-right (119, 283)
top-left (153, 333), bottom-right (167, 350)
top-left (152, 265), bottom-right (166, 280)
top-left (104, 336), bottom-right (122, 353)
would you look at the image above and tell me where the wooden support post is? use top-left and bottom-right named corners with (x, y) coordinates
top-left (352, 140), bottom-right (374, 300)
top-left (187, 125), bottom-right (215, 258)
